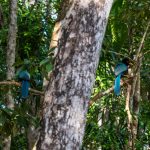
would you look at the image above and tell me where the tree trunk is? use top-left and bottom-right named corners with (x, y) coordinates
top-left (37, 0), bottom-right (113, 149)
top-left (3, 0), bottom-right (17, 149)
top-left (6, 0), bottom-right (17, 108)
top-left (132, 73), bottom-right (140, 149)
top-left (125, 81), bottom-right (132, 149)
top-left (125, 71), bottom-right (141, 150)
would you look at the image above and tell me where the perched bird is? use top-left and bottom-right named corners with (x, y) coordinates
top-left (114, 58), bottom-right (129, 96)
top-left (19, 70), bottom-right (30, 98)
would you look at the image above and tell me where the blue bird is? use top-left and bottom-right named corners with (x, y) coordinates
top-left (19, 70), bottom-right (30, 98)
top-left (114, 58), bottom-right (129, 96)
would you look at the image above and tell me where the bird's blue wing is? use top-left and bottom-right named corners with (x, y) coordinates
top-left (114, 73), bottom-right (122, 96)
top-left (114, 63), bottom-right (128, 76)
top-left (19, 70), bottom-right (30, 98)
top-left (21, 80), bottom-right (30, 98)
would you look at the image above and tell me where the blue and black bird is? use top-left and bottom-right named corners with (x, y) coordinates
top-left (114, 58), bottom-right (129, 96)
top-left (19, 70), bottom-right (30, 98)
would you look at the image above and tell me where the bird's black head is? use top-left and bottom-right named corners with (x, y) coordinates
top-left (122, 58), bottom-right (130, 66)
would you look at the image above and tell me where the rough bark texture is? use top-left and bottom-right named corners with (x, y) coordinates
top-left (37, 0), bottom-right (113, 149)
top-left (125, 72), bottom-right (140, 150)
top-left (27, 125), bottom-right (40, 150)
top-left (6, 0), bottom-right (17, 108)
top-left (125, 51), bottom-right (143, 149)
top-left (125, 82), bottom-right (132, 145)
top-left (132, 73), bottom-right (140, 149)
top-left (3, 0), bottom-right (17, 149)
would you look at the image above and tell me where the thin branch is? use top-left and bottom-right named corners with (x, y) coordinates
top-left (142, 49), bottom-right (150, 57)
top-left (136, 20), bottom-right (150, 58)
top-left (0, 81), bottom-right (44, 96)
top-left (89, 78), bottom-right (132, 106)
top-left (107, 51), bottom-right (133, 62)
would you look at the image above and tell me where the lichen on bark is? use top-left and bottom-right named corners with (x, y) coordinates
top-left (37, 0), bottom-right (113, 149)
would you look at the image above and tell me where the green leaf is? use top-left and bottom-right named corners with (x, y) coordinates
top-left (40, 58), bottom-right (50, 66)
top-left (46, 64), bottom-right (53, 72)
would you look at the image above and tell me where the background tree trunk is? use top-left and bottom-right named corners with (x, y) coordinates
top-left (6, 0), bottom-right (17, 108)
top-left (125, 68), bottom-right (141, 150)
top-left (132, 73), bottom-right (140, 149)
top-left (3, 0), bottom-right (17, 149)
top-left (37, 0), bottom-right (113, 149)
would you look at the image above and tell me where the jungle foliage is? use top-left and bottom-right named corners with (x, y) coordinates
top-left (0, 0), bottom-right (150, 149)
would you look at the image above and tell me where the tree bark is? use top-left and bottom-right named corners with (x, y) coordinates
top-left (125, 81), bottom-right (132, 149)
top-left (125, 69), bottom-right (140, 150)
top-left (37, 0), bottom-right (113, 149)
top-left (6, 0), bottom-right (17, 108)
top-left (132, 73), bottom-right (140, 149)
top-left (3, 0), bottom-right (17, 149)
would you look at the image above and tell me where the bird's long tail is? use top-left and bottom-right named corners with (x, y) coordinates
top-left (114, 73), bottom-right (122, 96)
top-left (21, 80), bottom-right (29, 98)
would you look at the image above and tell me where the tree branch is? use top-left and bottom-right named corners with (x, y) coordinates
top-left (89, 78), bottom-right (132, 106)
top-left (136, 20), bottom-right (150, 58)
top-left (0, 81), bottom-right (44, 96)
